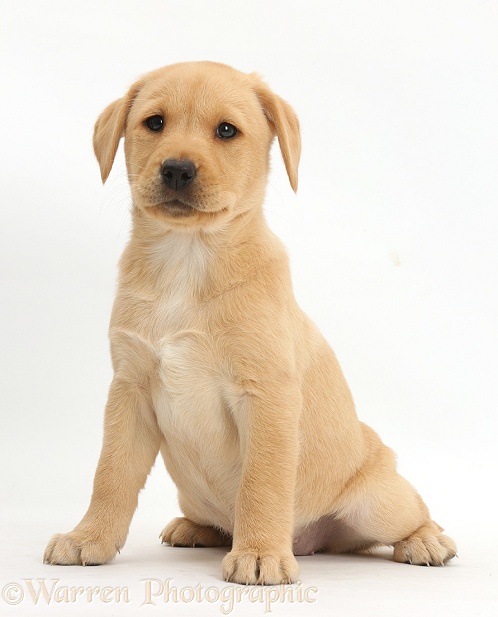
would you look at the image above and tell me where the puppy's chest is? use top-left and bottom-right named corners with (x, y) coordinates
top-left (114, 254), bottom-right (231, 443)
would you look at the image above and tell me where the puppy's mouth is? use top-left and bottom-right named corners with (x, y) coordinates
top-left (154, 198), bottom-right (196, 217)
top-left (133, 180), bottom-right (235, 228)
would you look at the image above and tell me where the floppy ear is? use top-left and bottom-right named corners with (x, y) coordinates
top-left (252, 77), bottom-right (301, 192)
top-left (93, 82), bottom-right (142, 183)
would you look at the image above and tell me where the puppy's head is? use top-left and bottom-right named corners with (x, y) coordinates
top-left (93, 61), bottom-right (300, 231)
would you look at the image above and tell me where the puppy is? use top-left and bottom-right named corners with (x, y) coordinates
top-left (44, 61), bottom-right (456, 584)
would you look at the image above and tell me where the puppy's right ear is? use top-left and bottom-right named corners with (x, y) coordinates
top-left (93, 82), bottom-right (142, 183)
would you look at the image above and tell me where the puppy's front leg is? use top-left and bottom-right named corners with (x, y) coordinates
top-left (223, 381), bottom-right (300, 585)
top-left (44, 378), bottom-right (161, 565)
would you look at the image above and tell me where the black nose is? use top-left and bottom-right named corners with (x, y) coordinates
top-left (161, 159), bottom-right (196, 190)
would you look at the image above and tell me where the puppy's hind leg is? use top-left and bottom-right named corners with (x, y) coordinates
top-left (332, 424), bottom-right (457, 566)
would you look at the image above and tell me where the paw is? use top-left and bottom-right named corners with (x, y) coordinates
top-left (160, 517), bottom-right (231, 548)
top-left (43, 531), bottom-right (119, 566)
top-left (222, 549), bottom-right (299, 585)
top-left (393, 527), bottom-right (457, 566)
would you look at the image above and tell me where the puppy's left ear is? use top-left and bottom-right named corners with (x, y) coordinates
top-left (252, 76), bottom-right (301, 192)
top-left (93, 81), bottom-right (143, 183)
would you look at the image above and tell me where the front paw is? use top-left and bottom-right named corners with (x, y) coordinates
top-left (222, 549), bottom-right (299, 585)
top-left (43, 531), bottom-right (119, 566)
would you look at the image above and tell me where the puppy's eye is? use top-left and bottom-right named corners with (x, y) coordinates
top-left (216, 122), bottom-right (238, 139)
top-left (145, 115), bottom-right (164, 132)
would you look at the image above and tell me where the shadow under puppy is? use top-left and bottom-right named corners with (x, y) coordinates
top-left (44, 61), bottom-right (456, 585)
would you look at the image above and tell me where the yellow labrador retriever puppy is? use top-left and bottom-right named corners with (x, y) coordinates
top-left (44, 61), bottom-right (456, 584)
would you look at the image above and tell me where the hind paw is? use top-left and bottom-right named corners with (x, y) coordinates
top-left (393, 523), bottom-right (457, 566)
top-left (160, 517), bottom-right (231, 548)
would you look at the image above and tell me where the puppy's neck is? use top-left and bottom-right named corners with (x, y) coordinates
top-left (124, 204), bottom-right (279, 300)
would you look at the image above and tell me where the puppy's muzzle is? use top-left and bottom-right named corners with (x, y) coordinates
top-left (161, 159), bottom-right (197, 191)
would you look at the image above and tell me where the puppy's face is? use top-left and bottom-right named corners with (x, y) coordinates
top-left (93, 62), bottom-right (301, 232)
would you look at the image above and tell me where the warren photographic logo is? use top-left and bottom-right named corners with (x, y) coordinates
top-left (1, 578), bottom-right (318, 614)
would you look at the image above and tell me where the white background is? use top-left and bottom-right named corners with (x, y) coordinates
top-left (1, 1), bottom-right (497, 615)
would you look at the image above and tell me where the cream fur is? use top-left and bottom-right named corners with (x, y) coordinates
top-left (43, 61), bottom-right (456, 584)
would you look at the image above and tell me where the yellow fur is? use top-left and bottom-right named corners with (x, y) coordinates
top-left (43, 61), bottom-right (456, 584)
